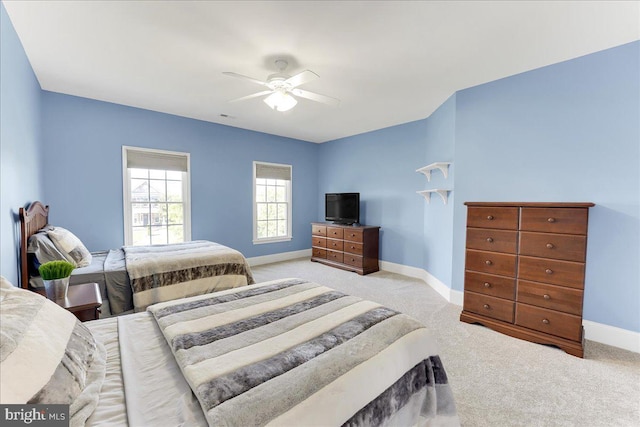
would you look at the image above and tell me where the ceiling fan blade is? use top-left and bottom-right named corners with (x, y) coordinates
top-left (285, 70), bottom-right (319, 88)
top-left (223, 72), bottom-right (268, 87)
top-left (228, 90), bottom-right (273, 103)
top-left (291, 88), bottom-right (340, 107)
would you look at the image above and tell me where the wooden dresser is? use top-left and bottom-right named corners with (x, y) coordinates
top-left (459, 202), bottom-right (594, 357)
top-left (311, 223), bottom-right (380, 275)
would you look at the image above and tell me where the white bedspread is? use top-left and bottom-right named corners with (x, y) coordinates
top-left (85, 313), bottom-right (207, 427)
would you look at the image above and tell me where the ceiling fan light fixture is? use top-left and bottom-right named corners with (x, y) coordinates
top-left (264, 90), bottom-right (297, 112)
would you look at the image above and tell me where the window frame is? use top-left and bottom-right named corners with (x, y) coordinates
top-left (122, 146), bottom-right (192, 246)
top-left (252, 161), bottom-right (293, 244)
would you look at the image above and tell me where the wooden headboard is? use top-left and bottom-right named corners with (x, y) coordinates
top-left (19, 201), bottom-right (49, 289)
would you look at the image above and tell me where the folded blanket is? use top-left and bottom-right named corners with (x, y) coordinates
top-left (124, 240), bottom-right (254, 311)
top-left (148, 278), bottom-right (458, 426)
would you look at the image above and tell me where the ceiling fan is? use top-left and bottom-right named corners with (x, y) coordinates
top-left (223, 60), bottom-right (340, 112)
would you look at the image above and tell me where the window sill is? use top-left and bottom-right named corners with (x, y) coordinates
top-left (253, 236), bottom-right (292, 245)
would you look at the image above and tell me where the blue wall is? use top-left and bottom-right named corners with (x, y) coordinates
top-left (422, 94), bottom-right (456, 285)
top-left (40, 92), bottom-right (319, 258)
top-left (452, 41), bottom-right (639, 332)
top-left (0, 4), bottom-right (44, 285)
top-left (318, 120), bottom-right (428, 267)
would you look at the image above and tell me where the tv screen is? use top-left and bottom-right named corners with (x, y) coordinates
top-left (325, 193), bottom-right (360, 225)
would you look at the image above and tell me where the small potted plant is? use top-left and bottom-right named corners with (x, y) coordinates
top-left (39, 260), bottom-right (74, 302)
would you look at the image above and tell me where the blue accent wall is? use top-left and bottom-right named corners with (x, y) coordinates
top-left (318, 120), bottom-right (428, 267)
top-left (422, 94), bottom-right (456, 286)
top-left (452, 41), bottom-right (639, 332)
top-left (40, 92), bottom-right (319, 258)
top-left (0, 4), bottom-right (43, 285)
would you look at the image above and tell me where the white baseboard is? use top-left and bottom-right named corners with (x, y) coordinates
top-left (247, 249), bottom-right (311, 267)
top-left (379, 260), bottom-right (639, 354)
top-left (379, 260), bottom-right (453, 302)
top-left (583, 320), bottom-right (640, 353)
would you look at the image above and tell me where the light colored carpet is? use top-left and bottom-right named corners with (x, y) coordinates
top-left (252, 258), bottom-right (640, 427)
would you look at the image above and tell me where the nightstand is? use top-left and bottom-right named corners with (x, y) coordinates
top-left (38, 282), bottom-right (103, 321)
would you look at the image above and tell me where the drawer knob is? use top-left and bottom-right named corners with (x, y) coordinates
top-left (546, 243), bottom-right (554, 249)
top-left (350, 246), bottom-right (355, 249)
top-left (484, 282), bottom-right (491, 288)
top-left (545, 268), bottom-right (553, 274)
top-left (486, 237), bottom-right (494, 243)
top-left (483, 304), bottom-right (490, 309)
top-left (543, 294), bottom-right (551, 300)
top-left (547, 217), bottom-right (556, 223)
top-left (485, 260), bottom-right (493, 266)
top-left (487, 215), bottom-right (494, 220)
top-left (542, 319), bottom-right (550, 324)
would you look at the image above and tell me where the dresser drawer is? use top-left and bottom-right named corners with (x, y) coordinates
top-left (343, 228), bottom-right (364, 243)
top-left (465, 250), bottom-right (517, 277)
top-left (343, 253), bottom-right (364, 268)
top-left (464, 271), bottom-right (515, 300)
top-left (312, 224), bottom-right (327, 236)
top-left (467, 207), bottom-right (519, 230)
top-left (326, 239), bottom-right (344, 251)
top-left (466, 228), bottom-right (517, 254)
top-left (519, 232), bottom-right (587, 262)
top-left (517, 280), bottom-right (583, 315)
top-left (312, 236), bottom-right (326, 248)
top-left (464, 292), bottom-right (514, 323)
top-left (312, 247), bottom-right (327, 259)
top-left (518, 256), bottom-right (585, 289)
top-left (327, 227), bottom-right (344, 239)
top-left (520, 208), bottom-right (589, 235)
top-left (516, 303), bottom-right (582, 341)
top-left (343, 241), bottom-right (363, 255)
top-left (326, 250), bottom-right (343, 263)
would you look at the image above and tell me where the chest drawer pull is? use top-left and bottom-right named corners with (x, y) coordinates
top-left (486, 237), bottom-right (494, 243)
top-left (484, 282), bottom-right (491, 288)
top-left (545, 268), bottom-right (553, 274)
top-left (547, 217), bottom-right (556, 223)
top-left (546, 243), bottom-right (554, 249)
top-left (485, 260), bottom-right (493, 265)
top-left (483, 304), bottom-right (490, 309)
top-left (542, 319), bottom-right (550, 324)
top-left (543, 294), bottom-right (551, 300)
top-left (487, 215), bottom-right (494, 220)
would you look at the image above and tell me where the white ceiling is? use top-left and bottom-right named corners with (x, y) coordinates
top-left (3, 1), bottom-right (639, 143)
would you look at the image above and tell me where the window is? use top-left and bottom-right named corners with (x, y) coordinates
top-left (122, 146), bottom-right (191, 246)
top-left (253, 161), bottom-right (292, 244)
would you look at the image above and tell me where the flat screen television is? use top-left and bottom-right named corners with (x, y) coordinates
top-left (325, 193), bottom-right (360, 225)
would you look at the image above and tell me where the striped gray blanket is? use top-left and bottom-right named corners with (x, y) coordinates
top-left (148, 278), bottom-right (458, 426)
top-left (124, 240), bottom-right (254, 311)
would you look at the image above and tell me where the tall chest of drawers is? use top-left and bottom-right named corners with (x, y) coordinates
top-left (311, 223), bottom-right (380, 275)
top-left (459, 202), bottom-right (594, 357)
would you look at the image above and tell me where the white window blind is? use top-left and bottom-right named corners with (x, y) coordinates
top-left (126, 148), bottom-right (189, 172)
top-left (255, 163), bottom-right (291, 181)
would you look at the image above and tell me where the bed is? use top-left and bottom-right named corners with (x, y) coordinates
top-left (0, 276), bottom-right (459, 426)
top-left (19, 201), bottom-right (254, 315)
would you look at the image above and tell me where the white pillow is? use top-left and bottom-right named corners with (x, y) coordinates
top-left (0, 278), bottom-right (106, 426)
top-left (47, 226), bottom-right (92, 268)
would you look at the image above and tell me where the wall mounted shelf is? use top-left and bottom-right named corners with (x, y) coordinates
top-left (417, 189), bottom-right (449, 204)
top-left (416, 162), bottom-right (451, 181)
